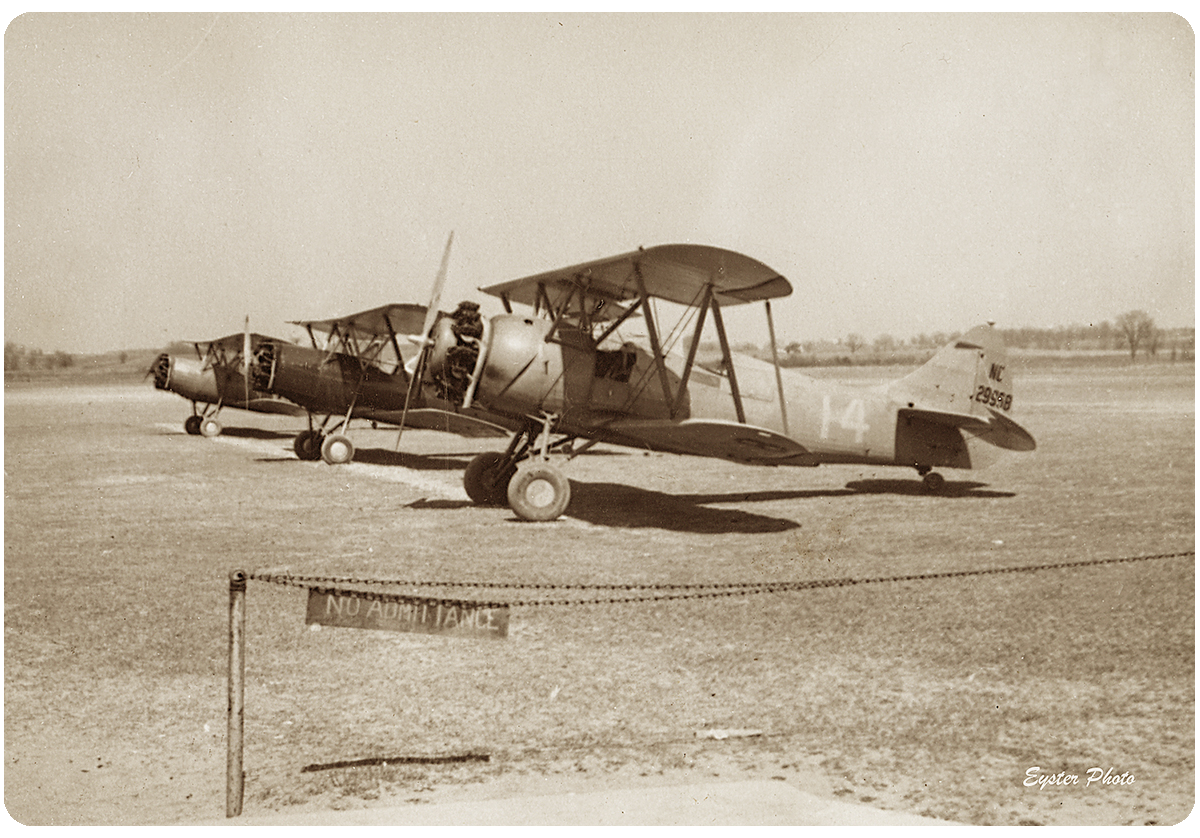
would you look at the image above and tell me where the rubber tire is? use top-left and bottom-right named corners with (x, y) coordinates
top-left (294, 430), bottom-right (323, 461)
top-left (922, 472), bottom-right (946, 493)
top-left (321, 434), bottom-right (355, 465)
top-left (464, 452), bottom-right (510, 506)
top-left (184, 415), bottom-right (202, 435)
top-left (199, 417), bottom-right (222, 438)
top-left (507, 462), bottom-right (571, 522)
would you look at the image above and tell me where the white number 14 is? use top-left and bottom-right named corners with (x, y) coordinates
top-left (821, 396), bottom-right (869, 443)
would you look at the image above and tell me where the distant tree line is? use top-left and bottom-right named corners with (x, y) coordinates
top-left (4, 341), bottom-right (75, 371)
top-left (772, 311), bottom-right (1193, 367)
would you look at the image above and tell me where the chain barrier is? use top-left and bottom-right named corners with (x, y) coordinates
top-left (249, 550), bottom-right (1193, 609)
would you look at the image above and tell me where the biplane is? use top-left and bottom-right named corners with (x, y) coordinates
top-left (152, 328), bottom-right (305, 436)
top-left (248, 301), bottom-right (516, 463)
top-left (406, 243), bottom-right (1036, 521)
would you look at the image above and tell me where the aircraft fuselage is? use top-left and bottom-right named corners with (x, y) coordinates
top-left (469, 314), bottom-right (984, 471)
top-left (252, 342), bottom-right (412, 417)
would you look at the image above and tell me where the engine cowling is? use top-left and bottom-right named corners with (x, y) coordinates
top-left (475, 314), bottom-right (565, 416)
top-left (154, 354), bottom-right (220, 403)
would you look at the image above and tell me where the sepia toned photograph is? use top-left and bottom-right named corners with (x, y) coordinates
top-left (4, 12), bottom-right (1194, 826)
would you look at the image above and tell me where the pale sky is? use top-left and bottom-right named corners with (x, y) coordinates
top-left (4, 12), bottom-right (1194, 354)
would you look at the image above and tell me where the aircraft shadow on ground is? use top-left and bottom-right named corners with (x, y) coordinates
top-left (673, 488), bottom-right (858, 504)
top-left (636, 479), bottom-right (1014, 512)
top-left (563, 481), bottom-right (801, 534)
top-left (843, 478), bottom-right (1015, 498)
top-left (351, 448), bottom-right (476, 471)
top-left (218, 427), bottom-right (298, 441)
top-left (254, 448), bottom-right (479, 470)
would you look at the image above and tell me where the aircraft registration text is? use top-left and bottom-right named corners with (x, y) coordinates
top-left (973, 385), bottom-right (1013, 412)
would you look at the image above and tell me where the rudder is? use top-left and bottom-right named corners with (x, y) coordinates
top-left (890, 324), bottom-right (1011, 419)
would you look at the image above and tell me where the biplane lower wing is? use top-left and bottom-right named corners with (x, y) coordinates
top-left (361, 408), bottom-right (515, 438)
top-left (242, 397), bottom-right (306, 416)
top-left (900, 407), bottom-right (1036, 452)
top-left (600, 418), bottom-right (816, 465)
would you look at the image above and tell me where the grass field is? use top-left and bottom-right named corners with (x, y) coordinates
top-left (3, 359), bottom-right (1194, 825)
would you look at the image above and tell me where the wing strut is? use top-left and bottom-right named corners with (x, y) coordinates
top-left (672, 283), bottom-right (712, 418)
top-left (634, 263), bottom-right (677, 411)
top-left (593, 297), bottom-right (643, 346)
top-left (710, 299), bottom-right (746, 424)
top-left (764, 300), bottom-right (789, 435)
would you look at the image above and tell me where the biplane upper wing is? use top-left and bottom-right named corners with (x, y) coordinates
top-left (480, 244), bottom-right (792, 312)
top-left (189, 333), bottom-right (278, 353)
top-left (599, 418), bottom-right (815, 465)
top-left (290, 303), bottom-right (428, 341)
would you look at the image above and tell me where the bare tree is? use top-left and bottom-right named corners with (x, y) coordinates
top-left (1116, 310), bottom-right (1156, 359)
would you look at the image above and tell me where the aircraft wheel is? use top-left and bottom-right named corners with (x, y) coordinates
top-left (293, 430), bottom-right (323, 461)
top-left (321, 434), bottom-right (355, 465)
top-left (184, 415), bottom-right (202, 435)
top-left (922, 472), bottom-right (946, 493)
top-left (507, 462), bottom-right (571, 522)
top-left (464, 452), bottom-right (511, 505)
top-left (199, 417), bottom-right (222, 438)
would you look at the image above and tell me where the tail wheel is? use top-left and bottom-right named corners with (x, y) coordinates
top-left (507, 462), bottom-right (571, 522)
top-left (184, 415), bottom-right (202, 435)
top-left (922, 472), bottom-right (946, 493)
top-left (464, 452), bottom-right (512, 505)
top-left (293, 430), bottom-right (323, 461)
top-left (321, 434), bottom-right (355, 465)
top-left (199, 417), bottom-right (223, 438)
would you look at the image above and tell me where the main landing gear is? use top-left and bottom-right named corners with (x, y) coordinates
top-left (185, 410), bottom-right (222, 438)
top-left (915, 466), bottom-right (946, 493)
top-left (292, 429), bottom-right (355, 465)
top-left (464, 415), bottom-right (576, 521)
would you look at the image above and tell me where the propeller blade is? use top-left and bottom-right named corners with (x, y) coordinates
top-left (420, 231), bottom-right (454, 345)
top-left (398, 232), bottom-right (454, 448)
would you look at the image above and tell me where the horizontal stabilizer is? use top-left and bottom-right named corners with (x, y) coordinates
top-left (900, 407), bottom-right (1036, 452)
top-left (602, 418), bottom-right (814, 465)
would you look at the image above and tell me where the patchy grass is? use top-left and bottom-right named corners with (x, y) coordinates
top-left (3, 364), bottom-right (1193, 825)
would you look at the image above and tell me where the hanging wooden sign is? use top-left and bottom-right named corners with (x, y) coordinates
top-left (305, 589), bottom-right (509, 639)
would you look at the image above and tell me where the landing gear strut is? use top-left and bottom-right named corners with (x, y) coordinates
top-left (464, 414), bottom-right (575, 521)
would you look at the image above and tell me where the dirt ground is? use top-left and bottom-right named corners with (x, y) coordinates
top-left (3, 360), bottom-right (1194, 825)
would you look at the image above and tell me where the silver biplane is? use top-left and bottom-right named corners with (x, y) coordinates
top-left (405, 244), bottom-right (1036, 520)
top-left (249, 301), bottom-right (516, 463)
top-left (152, 327), bottom-right (304, 436)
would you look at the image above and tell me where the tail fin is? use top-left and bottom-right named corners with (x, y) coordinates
top-left (891, 325), bottom-right (1008, 415)
top-left (890, 325), bottom-right (1035, 453)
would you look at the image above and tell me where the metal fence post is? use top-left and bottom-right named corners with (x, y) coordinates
top-left (227, 569), bottom-right (247, 818)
